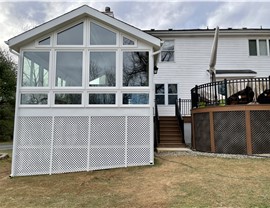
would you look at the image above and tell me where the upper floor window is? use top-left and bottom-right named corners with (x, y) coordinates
top-left (249, 39), bottom-right (269, 56)
top-left (38, 37), bottom-right (50, 45)
top-left (123, 36), bottom-right (135, 45)
top-left (161, 40), bottom-right (174, 62)
top-left (123, 51), bottom-right (149, 87)
top-left (57, 23), bottom-right (83, 45)
top-left (90, 22), bottom-right (116, 45)
top-left (22, 52), bottom-right (50, 87)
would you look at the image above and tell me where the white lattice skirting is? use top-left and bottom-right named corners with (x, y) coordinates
top-left (12, 116), bottom-right (152, 176)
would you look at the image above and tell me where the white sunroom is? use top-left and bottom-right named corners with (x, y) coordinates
top-left (6, 5), bottom-right (161, 176)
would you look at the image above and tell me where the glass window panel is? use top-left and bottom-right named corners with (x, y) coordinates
top-left (22, 52), bottom-right (49, 87)
top-left (123, 52), bottom-right (149, 86)
top-left (168, 84), bottom-right (177, 105)
top-left (168, 84), bottom-right (177, 94)
top-left (155, 84), bottom-right (164, 94)
top-left (249, 40), bottom-right (257, 56)
top-left (21, 93), bottom-right (48, 105)
top-left (123, 37), bottom-right (135, 45)
top-left (123, 93), bottom-right (149, 105)
top-left (57, 23), bottom-right (83, 45)
top-left (161, 40), bottom-right (174, 62)
top-left (55, 52), bottom-right (82, 87)
top-left (38, 37), bottom-right (50, 45)
top-left (168, 95), bottom-right (177, 105)
top-left (90, 22), bottom-right (116, 45)
top-left (55, 93), bottom-right (81, 104)
top-left (89, 94), bottom-right (115, 104)
top-left (155, 95), bottom-right (165, 105)
top-left (89, 52), bottom-right (116, 87)
top-left (259, 39), bottom-right (267, 56)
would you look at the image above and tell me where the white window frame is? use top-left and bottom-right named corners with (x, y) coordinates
top-left (160, 39), bottom-right (175, 62)
top-left (155, 83), bottom-right (178, 106)
top-left (121, 34), bottom-right (137, 47)
top-left (248, 39), bottom-right (270, 56)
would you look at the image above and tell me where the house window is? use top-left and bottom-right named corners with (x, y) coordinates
top-left (161, 40), bottom-right (174, 62)
top-left (155, 83), bottom-right (178, 105)
top-left (55, 52), bottom-right (83, 87)
top-left (22, 52), bottom-right (50, 87)
top-left (21, 93), bottom-right (48, 105)
top-left (168, 84), bottom-right (178, 105)
top-left (249, 39), bottom-right (269, 56)
top-left (89, 93), bottom-right (115, 104)
top-left (55, 93), bottom-right (82, 104)
top-left (57, 23), bottom-right (83, 45)
top-left (155, 84), bottom-right (165, 105)
top-left (123, 52), bottom-right (149, 86)
top-left (259, 39), bottom-right (267, 56)
top-left (122, 93), bottom-right (149, 105)
top-left (90, 22), bottom-right (116, 45)
top-left (123, 36), bottom-right (135, 45)
top-left (38, 37), bottom-right (50, 45)
top-left (89, 52), bottom-right (116, 87)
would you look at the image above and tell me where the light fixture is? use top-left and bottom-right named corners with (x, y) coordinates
top-left (154, 66), bottom-right (158, 74)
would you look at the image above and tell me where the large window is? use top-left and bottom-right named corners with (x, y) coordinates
top-left (161, 40), bottom-right (174, 62)
top-left (89, 52), bottom-right (116, 87)
top-left (57, 23), bottom-right (83, 45)
top-left (22, 52), bottom-right (50, 87)
top-left (123, 52), bottom-right (149, 86)
top-left (55, 52), bottom-right (83, 87)
top-left (249, 39), bottom-right (269, 56)
top-left (90, 22), bottom-right (116, 45)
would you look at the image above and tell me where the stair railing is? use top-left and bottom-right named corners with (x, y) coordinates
top-left (175, 99), bottom-right (185, 144)
top-left (154, 101), bottom-right (160, 150)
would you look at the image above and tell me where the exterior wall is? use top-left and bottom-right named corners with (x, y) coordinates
top-left (11, 17), bottom-right (156, 176)
top-left (153, 33), bottom-right (270, 116)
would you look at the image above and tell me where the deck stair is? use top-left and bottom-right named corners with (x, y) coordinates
top-left (158, 116), bottom-right (186, 148)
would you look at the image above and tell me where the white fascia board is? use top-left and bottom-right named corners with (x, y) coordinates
top-left (7, 5), bottom-right (160, 51)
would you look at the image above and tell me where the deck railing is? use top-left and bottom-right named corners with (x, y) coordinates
top-left (191, 76), bottom-right (270, 108)
top-left (178, 98), bottom-right (191, 116)
top-left (175, 99), bottom-right (185, 144)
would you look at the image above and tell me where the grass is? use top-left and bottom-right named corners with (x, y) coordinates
top-left (0, 152), bottom-right (270, 208)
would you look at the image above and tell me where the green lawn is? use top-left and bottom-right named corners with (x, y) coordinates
top-left (0, 152), bottom-right (269, 208)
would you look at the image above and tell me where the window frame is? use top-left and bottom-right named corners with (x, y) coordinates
top-left (35, 35), bottom-right (52, 47)
top-left (89, 20), bottom-right (119, 47)
top-left (53, 92), bottom-right (84, 107)
top-left (160, 40), bottom-right (175, 62)
top-left (155, 84), bottom-right (165, 105)
top-left (55, 21), bottom-right (85, 47)
top-left (154, 83), bottom-right (178, 106)
top-left (248, 39), bottom-right (270, 56)
top-left (121, 34), bottom-right (137, 47)
top-left (19, 91), bottom-right (50, 107)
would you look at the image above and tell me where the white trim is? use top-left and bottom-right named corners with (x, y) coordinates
top-left (7, 5), bottom-right (160, 52)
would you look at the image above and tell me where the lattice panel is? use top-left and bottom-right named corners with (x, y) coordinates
top-left (127, 147), bottom-right (151, 166)
top-left (214, 111), bottom-right (247, 154)
top-left (194, 113), bottom-right (211, 152)
top-left (14, 116), bottom-right (52, 176)
top-left (52, 116), bottom-right (89, 173)
top-left (89, 147), bottom-right (125, 170)
top-left (127, 116), bottom-right (150, 146)
top-left (90, 116), bottom-right (125, 146)
top-left (89, 116), bottom-right (126, 170)
top-left (250, 111), bottom-right (270, 154)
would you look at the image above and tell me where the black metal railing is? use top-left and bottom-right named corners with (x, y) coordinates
top-left (178, 98), bottom-right (191, 116)
top-left (191, 76), bottom-right (270, 108)
top-left (175, 99), bottom-right (185, 144)
top-left (154, 102), bottom-right (160, 149)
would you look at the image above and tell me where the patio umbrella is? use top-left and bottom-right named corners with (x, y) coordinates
top-left (209, 26), bottom-right (219, 82)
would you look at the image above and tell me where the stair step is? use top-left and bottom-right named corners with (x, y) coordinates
top-left (158, 143), bottom-right (186, 148)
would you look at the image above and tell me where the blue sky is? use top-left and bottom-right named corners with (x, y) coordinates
top-left (1, 1), bottom-right (270, 51)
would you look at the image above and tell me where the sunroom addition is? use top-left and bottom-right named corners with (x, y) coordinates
top-left (7, 6), bottom-right (160, 176)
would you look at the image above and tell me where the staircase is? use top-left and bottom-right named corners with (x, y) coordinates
top-left (158, 116), bottom-right (186, 148)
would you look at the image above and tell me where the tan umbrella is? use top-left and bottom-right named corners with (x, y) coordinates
top-left (209, 26), bottom-right (219, 82)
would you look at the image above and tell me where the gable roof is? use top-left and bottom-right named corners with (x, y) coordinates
top-left (6, 5), bottom-right (161, 52)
